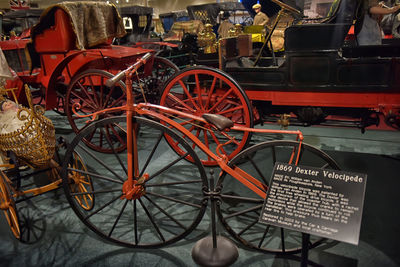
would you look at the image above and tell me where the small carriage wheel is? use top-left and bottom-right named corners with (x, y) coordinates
top-left (67, 151), bottom-right (95, 211)
top-left (216, 140), bottom-right (340, 254)
top-left (159, 66), bottom-right (253, 166)
top-left (65, 69), bottom-right (127, 153)
top-left (0, 171), bottom-right (21, 240)
top-left (61, 116), bottom-right (208, 248)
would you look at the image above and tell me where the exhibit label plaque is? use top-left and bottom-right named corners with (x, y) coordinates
top-left (259, 163), bottom-right (367, 245)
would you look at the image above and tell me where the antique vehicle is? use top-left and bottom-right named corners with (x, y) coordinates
top-left (0, 8), bottom-right (43, 40)
top-left (158, 0), bottom-right (400, 131)
top-left (0, 82), bottom-right (92, 243)
top-left (116, 5), bottom-right (153, 45)
top-left (58, 52), bottom-right (340, 254)
top-left (0, 2), bottom-right (179, 150)
top-left (159, 10), bottom-right (190, 33)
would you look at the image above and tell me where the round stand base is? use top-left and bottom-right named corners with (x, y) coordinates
top-left (191, 236), bottom-right (238, 267)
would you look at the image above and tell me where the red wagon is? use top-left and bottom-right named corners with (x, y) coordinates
top-left (0, 2), bottom-right (178, 152)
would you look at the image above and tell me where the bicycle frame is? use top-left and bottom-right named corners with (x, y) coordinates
top-left (72, 53), bottom-right (305, 199)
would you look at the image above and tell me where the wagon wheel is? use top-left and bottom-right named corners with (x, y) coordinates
top-left (65, 69), bottom-right (128, 153)
top-left (216, 140), bottom-right (340, 254)
top-left (0, 171), bottom-right (20, 240)
top-left (159, 66), bottom-right (253, 166)
top-left (53, 89), bottom-right (66, 116)
top-left (131, 56), bottom-right (179, 104)
top-left (67, 151), bottom-right (95, 211)
top-left (61, 116), bottom-right (208, 248)
top-left (17, 203), bottom-right (46, 244)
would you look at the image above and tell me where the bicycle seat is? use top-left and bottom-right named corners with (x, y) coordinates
top-left (202, 113), bottom-right (234, 131)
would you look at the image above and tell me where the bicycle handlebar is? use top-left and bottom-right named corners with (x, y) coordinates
top-left (105, 52), bottom-right (152, 88)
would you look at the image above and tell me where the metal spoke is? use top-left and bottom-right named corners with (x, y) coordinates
top-left (108, 199), bottom-right (129, 237)
top-left (138, 198), bottom-right (165, 242)
top-left (77, 143), bottom-right (125, 182)
top-left (224, 204), bottom-right (263, 220)
top-left (145, 152), bottom-right (190, 183)
top-left (258, 225), bottom-right (271, 248)
top-left (101, 127), bottom-right (127, 175)
top-left (220, 194), bottom-right (264, 203)
top-left (84, 194), bottom-right (123, 220)
top-left (68, 168), bottom-right (123, 184)
top-left (139, 132), bottom-right (164, 177)
top-left (144, 195), bottom-right (187, 230)
top-left (145, 179), bottom-right (203, 187)
top-left (238, 217), bottom-right (259, 236)
top-left (146, 191), bottom-right (202, 209)
top-left (70, 188), bottom-right (121, 196)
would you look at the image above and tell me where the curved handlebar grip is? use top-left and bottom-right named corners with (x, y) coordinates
top-left (105, 52), bottom-right (153, 88)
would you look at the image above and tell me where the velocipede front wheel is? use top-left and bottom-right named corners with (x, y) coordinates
top-left (61, 116), bottom-right (208, 248)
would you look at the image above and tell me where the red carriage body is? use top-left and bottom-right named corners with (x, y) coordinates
top-left (1, 2), bottom-right (153, 109)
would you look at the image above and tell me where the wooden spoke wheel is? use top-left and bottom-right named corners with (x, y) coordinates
top-left (65, 69), bottom-right (128, 153)
top-left (61, 116), bottom-right (208, 248)
top-left (67, 151), bottom-right (95, 211)
top-left (159, 66), bottom-right (253, 166)
top-left (216, 140), bottom-right (340, 254)
top-left (0, 171), bottom-right (20, 240)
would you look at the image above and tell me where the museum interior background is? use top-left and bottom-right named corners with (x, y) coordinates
top-left (0, 0), bottom-right (399, 266)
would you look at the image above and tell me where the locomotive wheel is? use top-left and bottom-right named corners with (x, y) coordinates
top-left (61, 116), bottom-right (208, 248)
top-left (0, 171), bottom-right (20, 240)
top-left (65, 69), bottom-right (128, 153)
top-left (67, 151), bottom-right (95, 211)
top-left (159, 66), bottom-right (253, 166)
top-left (216, 140), bottom-right (340, 254)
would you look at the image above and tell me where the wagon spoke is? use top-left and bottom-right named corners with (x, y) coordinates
top-left (76, 81), bottom-right (98, 109)
top-left (205, 76), bottom-right (217, 108)
top-left (195, 73), bottom-right (204, 110)
top-left (166, 93), bottom-right (196, 113)
top-left (208, 87), bottom-right (234, 113)
top-left (216, 105), bottom-right (244, 118)
top-left (88, 75), bottom-right (100, 107)
top-left (178, 80), bottom-right (200, 110)
top-left (70, 89), bottom-right (97, 111)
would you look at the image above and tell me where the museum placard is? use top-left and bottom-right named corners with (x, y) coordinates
top-left (259, 163), bottom-right (367, 245)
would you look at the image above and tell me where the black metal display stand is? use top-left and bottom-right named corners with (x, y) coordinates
top-left (192, 170), bottom-right (238, 267)
top-left (301, 233), bottom-right (310, 267)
